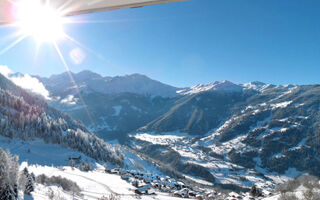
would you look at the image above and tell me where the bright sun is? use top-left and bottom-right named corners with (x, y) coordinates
top-left (14, 0), bottom-right (65, 43)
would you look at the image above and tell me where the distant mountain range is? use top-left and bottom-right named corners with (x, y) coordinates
top-left (32, 70), bottom-right (262, 139)
top-left (16, 70), bottom-right (320, 190)
top-left (35, 70), bottom-right (180, 98)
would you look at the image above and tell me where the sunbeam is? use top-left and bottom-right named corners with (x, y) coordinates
top-left (0, 34), bottom-right (27, 55)
top-left (53, 41), bottom-right (97, 132)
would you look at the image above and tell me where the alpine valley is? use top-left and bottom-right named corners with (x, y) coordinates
top-left (1, 69), bottom-right (320, 199)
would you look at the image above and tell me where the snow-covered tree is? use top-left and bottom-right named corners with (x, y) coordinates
top-left (22, 168), bottom-right (34, 195)
top-left (0, 148), bottom-right (19, 200)
top-left (0, 87), bottom-right (124, 166)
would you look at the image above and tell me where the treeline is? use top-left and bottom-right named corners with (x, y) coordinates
top-left (0, 88), bottom-right (124, 166)
top-left (36, 174), bottom-right (81, 193)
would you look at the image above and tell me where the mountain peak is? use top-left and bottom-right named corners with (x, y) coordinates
top-left (241, 81), bottom-right (275, 92)
top-left (113, 73), bottom-right (149, 80)
top-left (39, 71), bottom-right (180, 97)
top-left (75, 70), bottom-right (102, 80)
top-left (177, 80), bottom-right (243, 95)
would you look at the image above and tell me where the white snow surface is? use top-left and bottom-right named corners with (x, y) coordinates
top-left (60, 95), bottom-right (78, 105)
top-left (177, 80), bottom-right (243, 95)
top-left (27, 165), bottom-right (191, 200)
top-left (113, 105), bottom-right (122, 116)
top-left (0, 135), bottom-right (192, 199)
top-left (134, 133), bottom-right (186, 146)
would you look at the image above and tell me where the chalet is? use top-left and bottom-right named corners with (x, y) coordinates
top-left (196, 194), bottom-right (204, 200)
top-left (188, 190), bottom-right (196, 197)
top-left (68, 156), bottom-right (81, 164)
top-left (121, 174), bottom-right (131, 181)
top-left (134, 184), bottom-right (151, 195)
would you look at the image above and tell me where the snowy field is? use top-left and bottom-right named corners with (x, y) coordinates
top-left (0, 136), bottom-right (94, 166)
top-left (26, 164), bottom-right (192, 200)
top-left (0, 136), bottom-right (191, 199)
top-left (0, 135), bottom-right (300, 200)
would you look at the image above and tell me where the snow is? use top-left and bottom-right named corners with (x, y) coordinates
top-left (270, 101), bottom-right (292, 109)
top-left (272, 153), bottom-right (284, 159)
top-left (60, 95), bottom-right (77, 105)
top-left (278, 118), bottom-right (289, 122)
top-left (269, 86), bottom-right (297, 102)
top-left (201, 114), bottom-right (241, 145)
top-left (289, 138), bottom-right (306, 151)
top-left (130, 105), bottom-right (142, 112)
top-left (122, 149), bottom-right (162, 173)
top-left (184, 175), bottom-right (214, 186)
top-left (172, 146), bottom-right (202, 160)
top-left (177, 80), bottom-right (243, 95)
top-left (28, 165), bottom-right (135, 199)
top-left (27, 165), bottom-right (194, 200)
top-left (129, 95), bottom-right (310, 192)
top-left (134, 133), bottom-right (186, 146)
top-left (257, 127), bottom-right (290, 139)
top-left (133, 132), bottom-right (204, 160)
top-left (209, 134), bottom-right (252, 155)
top-left (294, 103), bottom-right (305, 108)
top-left (242, 82), bottom-right (272, 92)
top-left (0, 136), bottom-right (94, 166)
top-left (113, 105), bottom-right (122, 116)
top-left (0, 135), bottom-right (193, 199)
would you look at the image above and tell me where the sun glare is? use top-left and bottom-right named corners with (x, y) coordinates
top-left (14, 0), bottom-right (65, 43)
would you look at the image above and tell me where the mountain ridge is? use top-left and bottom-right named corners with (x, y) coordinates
top-left (9, 69), bottom-right (320, 191)
top-left (35, 70), bottom-right (180, 98)
top-left (0, 73), bottom-right (124, 166)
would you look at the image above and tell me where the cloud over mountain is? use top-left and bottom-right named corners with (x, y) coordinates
top-left (0, 65), bottom-right (50, 99)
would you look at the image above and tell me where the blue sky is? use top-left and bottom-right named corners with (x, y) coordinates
top-left (0, 0), bottom-right (320, 87)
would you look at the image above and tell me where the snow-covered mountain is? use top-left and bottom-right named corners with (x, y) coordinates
top-left (10, 70), bottom-right (320, 195)
top-left (0, 73), bottom-right (124, 165)
top-left (0, 72), bottom-right (227, 200)
top-left (177, 80), bottom-right (243, 95)
top-left (36, 70), bottom-right (180, 98)
top-left (131, 83), bottom-right (320, 191)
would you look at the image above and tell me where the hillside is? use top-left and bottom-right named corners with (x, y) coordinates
top-left (131, 83), bottom-right (320, 191)
top-left (0, 73), bottom-right (124, 166)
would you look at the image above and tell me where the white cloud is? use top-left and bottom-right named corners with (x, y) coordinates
top-left (60, 95), bottom-right (77, 105)
top-left (0, 65), bottom-right (12, 78)
top-left (0, 66), bottom-right (51, 99)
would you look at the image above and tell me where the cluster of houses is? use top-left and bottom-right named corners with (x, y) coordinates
top-left (105, 168), bottom-right (218, 199)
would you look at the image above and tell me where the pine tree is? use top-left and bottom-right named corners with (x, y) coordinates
top-left (250, 184), bottom-right (262, 197)
top-left (69, 159), bottom-right (74, 168)
top-left (0, 148), bottom-right (10, 186)
top-left (0, 148), bottom-right (18, 200)
top-left (0, 184), bottom-right (15, 200)
top-left (25, 175), bottom-right (34, 195)
top-left (9, 155), bottom-right (19, 198)
top-left (22, 168), bottom-right (34, 195)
